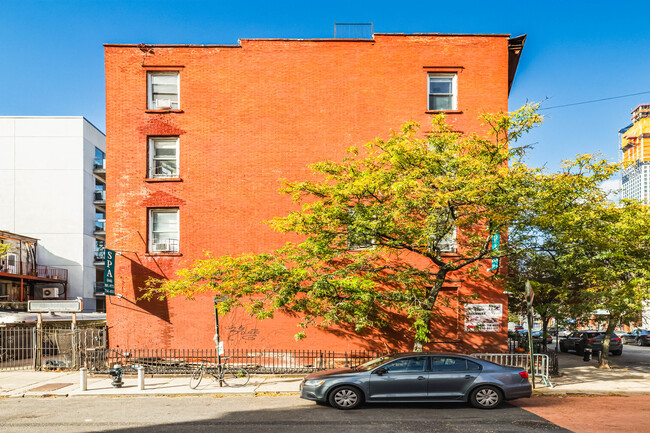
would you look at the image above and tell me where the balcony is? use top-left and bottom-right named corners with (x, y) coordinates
top-left (94, 282), bottom-right (105, 296)
top-left (93, 158), bottom-right (106, 179)
top-left (0, 261), bottom-right (68, 281)
top-left (94, 189), bottom-right (106, 208)
top-left (94, 220), bottom-right (106, 238)
top-left (94, 249), bottom-right (105, 266)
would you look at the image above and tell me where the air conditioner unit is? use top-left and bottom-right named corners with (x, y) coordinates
top-left (43, 287), bottom-right (60, 299)
top-left (156, 98), bottom-right (173, 109)
top-left (152, 240), bottom-right (171, 252)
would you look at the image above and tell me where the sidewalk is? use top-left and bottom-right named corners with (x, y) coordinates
top-left (1, 365), bottom-right (649, 398)
top-left (0, 370), bottom-right (302, 398)
top-left (535, 365), bottom-right (650, 395)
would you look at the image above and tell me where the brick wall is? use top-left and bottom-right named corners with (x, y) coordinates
top-left (105, 34), bottom-right (512, 353)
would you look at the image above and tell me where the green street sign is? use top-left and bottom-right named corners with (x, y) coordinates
top-left (490, 233), bottom-right (500, 271)
top-left (104, 248), bottom-right (116, 296)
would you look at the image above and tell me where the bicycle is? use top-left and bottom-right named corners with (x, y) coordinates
top-left (189, 358), bottom-right (250, 389)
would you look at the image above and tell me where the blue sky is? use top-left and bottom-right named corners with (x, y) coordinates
top-left (3, 0), bottom-right (650, 171)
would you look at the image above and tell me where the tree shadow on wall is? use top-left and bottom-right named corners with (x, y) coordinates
top-left (127, 257), bottom-right (171, 323)
top-left (318, 304), bottom-right (506, 354)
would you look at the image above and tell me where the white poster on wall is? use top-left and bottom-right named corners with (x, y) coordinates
top-left (464, 303), bottom-right (503, 332)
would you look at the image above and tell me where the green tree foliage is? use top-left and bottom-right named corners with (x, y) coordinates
top-left (553, 200), bottom-right (650, 368)
top-left (144, 104), bottom-right (612, 351)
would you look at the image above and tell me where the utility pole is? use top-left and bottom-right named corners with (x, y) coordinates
top-left (525, 281), bottom-right (536, 389)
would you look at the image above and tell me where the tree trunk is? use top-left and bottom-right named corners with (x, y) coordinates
top-left (598, 314), bottom-right (618, 369)
top-left (411, 271), bottom-right (447, 352)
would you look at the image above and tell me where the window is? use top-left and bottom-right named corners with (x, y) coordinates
top-left (431, 357), bottom-right (476, 372)
top-left (346, 208), bottom-right (375, 250)
top-left (383, 356), bottom-right (428, 373)
top-left (147, 72), bottom-right (180, 110)
top-left (149, 137), bottom-right (179, 178)
top-left (149, 209), bottom-right (179, 253)
top-left (438, 226), bottom-right (457, 253)
top-left (428, 74), bottom-right (457, 111)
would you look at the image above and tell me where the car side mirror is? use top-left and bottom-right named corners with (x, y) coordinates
top-left (374, 367), bottom-right (387, 375)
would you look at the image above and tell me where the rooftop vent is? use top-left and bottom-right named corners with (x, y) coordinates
top-left (334, 23), bottom-right (373, 39)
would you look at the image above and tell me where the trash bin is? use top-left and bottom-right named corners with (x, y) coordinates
top-left (583, 348), bottom-right (592, 361)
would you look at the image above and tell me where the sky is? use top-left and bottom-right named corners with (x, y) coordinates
top-left (2, 0), bottom-right (650, 172)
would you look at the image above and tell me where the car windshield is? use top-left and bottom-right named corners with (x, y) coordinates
top-left (354, 355), bottom-right (401, 372)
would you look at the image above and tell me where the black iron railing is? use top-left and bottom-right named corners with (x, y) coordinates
top-left (83, 348), bottom-right (386, 374)
top-left (0, 261), bottom-right (67, 281)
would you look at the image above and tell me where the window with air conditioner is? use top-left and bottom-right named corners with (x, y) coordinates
top-left (428, 74), bottom-right (457, 111)
top-left (147, 72), bottom-right (180, 110)
top-left (149, 137), bottom-right (179, 178)
top-left (149, 209), bottom-right (179, 253)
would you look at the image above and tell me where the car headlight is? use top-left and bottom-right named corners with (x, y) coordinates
top-left (305, 379), bottom-right (325, 387)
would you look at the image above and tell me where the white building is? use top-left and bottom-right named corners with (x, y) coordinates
top-left (0, 117), bottom-right (106, 312)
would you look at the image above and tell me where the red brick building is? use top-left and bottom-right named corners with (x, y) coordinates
top-left (104, 33), bottom-right (526, 353)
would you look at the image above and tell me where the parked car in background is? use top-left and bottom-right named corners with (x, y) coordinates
top-left (531, 331), bottom-right (553, 345)
top-left (559, 331), bottom-right (623, 355)
top-left (620, 329), bottom-right (650, 346)
top-left (300, 353), bottom-right (532, 410)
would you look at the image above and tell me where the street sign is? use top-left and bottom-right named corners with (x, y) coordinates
top-left (490, 233), bottom-right (500, 271)
top-left (214, 295), bottom-right (229, 304)
top-left (525, 280), bottom-right (535, 308)
top-left (28, 299), bottom-right (83, 313)
top-left (104, 248), bottom-right (116, 296)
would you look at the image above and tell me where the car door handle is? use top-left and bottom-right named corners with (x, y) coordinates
top-left (417, 376), bottom-right (426, 380)
top-left (464, 375), bottom-right (473, 379)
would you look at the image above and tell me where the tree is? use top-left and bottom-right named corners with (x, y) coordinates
top-left (143, 104), bottom-right (597, 351)
top-left (553, 200), bottom-right (650, 368)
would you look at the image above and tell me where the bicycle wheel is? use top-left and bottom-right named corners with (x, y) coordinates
top-left (189, 366), bottom-right (204, 389)
top-left (222, 367), bottom-right (250, 387)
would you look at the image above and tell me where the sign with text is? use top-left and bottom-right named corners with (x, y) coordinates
top-left (28, 299), bottom-right (83, 313)
top-left (464, 303), bottom-right (502, 332)
top-left (104, 248), bottom-right (116, 296)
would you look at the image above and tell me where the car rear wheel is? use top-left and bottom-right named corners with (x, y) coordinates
top-left (637, 339), bottom-right (644, 347)
top-left (611, 350), bottom-right (622, 356)
top-left (328, 386), bottom-right (362, 410)
top-left (559, 343), bottom-right (568, 353)
top-left (470, 385), bottom-right (503, 409)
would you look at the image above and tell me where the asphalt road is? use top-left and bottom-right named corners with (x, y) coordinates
top-left (0, 395), bottom-right (569, 433)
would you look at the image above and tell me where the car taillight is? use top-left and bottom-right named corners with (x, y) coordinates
top-left (588, 339), bottom-right (596, 342)
top-left (613, 338), bottom-right (621, 341)
top-left (519, 371), bottom-right (529, 379)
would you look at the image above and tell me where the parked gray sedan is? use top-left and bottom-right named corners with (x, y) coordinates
top-left (300, 353), bottom-right (531, 410)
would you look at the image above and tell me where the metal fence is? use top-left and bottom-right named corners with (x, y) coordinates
top-left (84, 348), bottom-right (385, 375)
top-left (473, 353), bottom-right (553, 387)
top-left (0, 326), bottom-right (34, 370)
top-left (0, 326), bottom-right (106, 371)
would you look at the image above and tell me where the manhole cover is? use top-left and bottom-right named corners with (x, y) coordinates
top-left (29, 383), bottom-right (73, 392)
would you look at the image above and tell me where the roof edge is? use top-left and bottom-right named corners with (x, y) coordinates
top-left (104, 33), bottom-right (513, 48)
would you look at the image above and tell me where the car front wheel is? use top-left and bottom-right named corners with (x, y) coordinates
top-left (470, 385), bottom-right (503, 409)
top-left (638, 339), bottom-right (644, 347)
top-left (328, 386), bottom-right (362, 410)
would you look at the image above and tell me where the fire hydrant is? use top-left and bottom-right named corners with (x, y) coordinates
top-left (109, 364), bottom-right (124, 388)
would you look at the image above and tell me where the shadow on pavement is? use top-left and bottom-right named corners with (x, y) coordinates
top-left (90, 401), bottom-right (569, 433)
